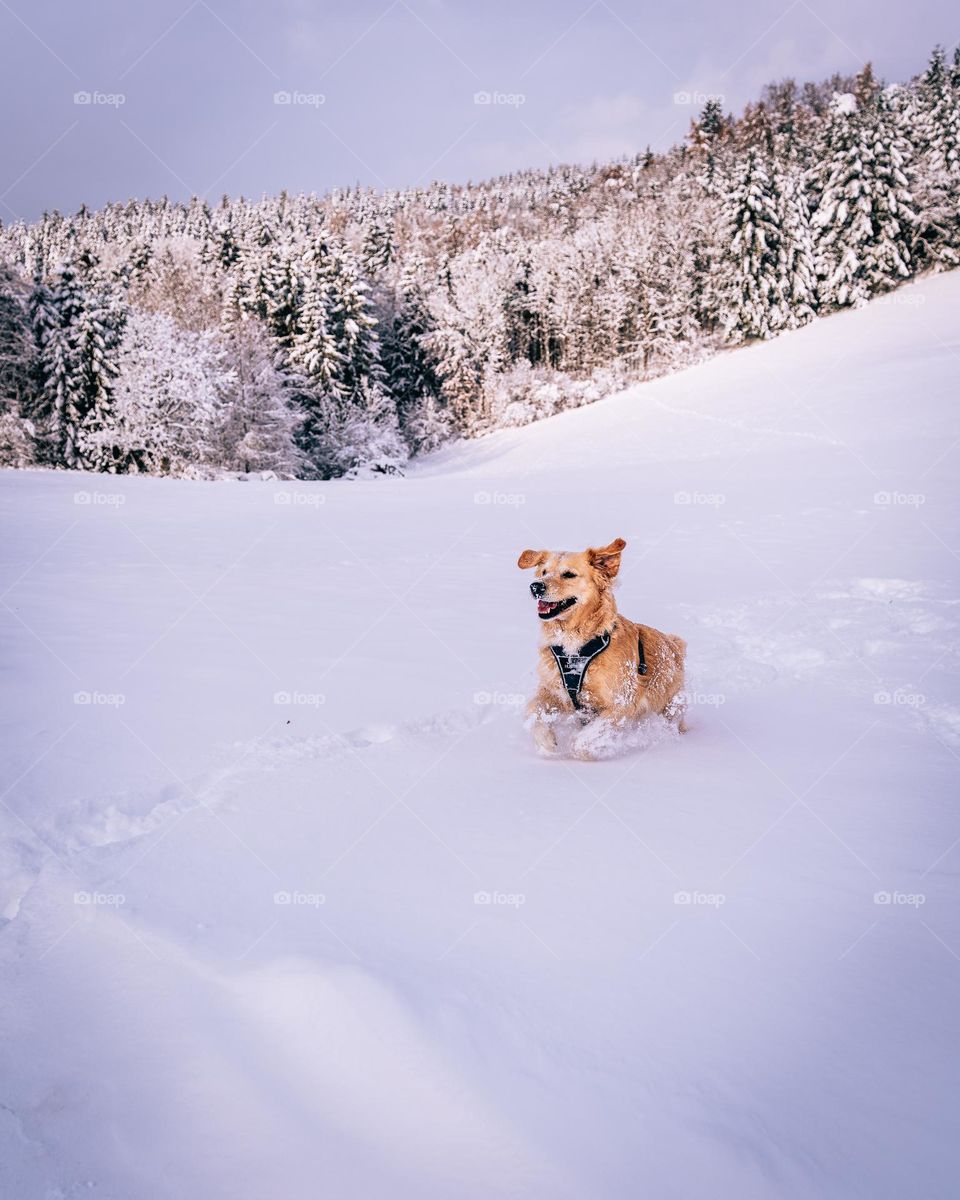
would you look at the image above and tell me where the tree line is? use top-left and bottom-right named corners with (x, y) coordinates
top-left (0, 47), bottom-right (958, 478)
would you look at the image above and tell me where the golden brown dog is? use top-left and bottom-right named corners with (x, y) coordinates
top-left (518, 538), bottom-right (687, 757)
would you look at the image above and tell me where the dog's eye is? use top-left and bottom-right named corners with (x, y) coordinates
top-left (561, 571), bottom-right (577, 579)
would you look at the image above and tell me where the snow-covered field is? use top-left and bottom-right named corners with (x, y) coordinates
top-left (2, 273), bottom-right (959, 1199)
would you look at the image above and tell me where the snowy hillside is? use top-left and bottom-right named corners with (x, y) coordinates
top-left (1, 273), bottom-right (959, 1198)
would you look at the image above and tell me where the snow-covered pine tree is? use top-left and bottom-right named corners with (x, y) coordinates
top-left (289, 245), bottom-right (344, 395)
top-left (425, 318), bottom-right (487, 434)
top-left (695, 99), bottom-right (725, 140)
top-left (810, 93), bottom-right (875, 309)
top-left (773, 159), bottom-right (818, 326)
top-left (918, 47), bottom-right (960, 175)
top-left (720, 147), bottom-right (786, 341)
top-left (0, 263), bottom-right (39, 466)
top-left (683, 173), bottom-right (727, 334)
top-left (325, 245), bottom-right (384, 405)
top-left (31, 262), bottom-right (84, 466)
top-left (26, 273), bottom-right (63, 462)
top-left (287, 263), bottom-right (344, 475)
top-left (683, 106), bottom-right (734, 338)
top-left (379, 261), bottom-right (450, 454)
top-left (911, 47), bottom-right (960, 265)
top-left (361, 218), bottom-right (394, 275)
top-left (311, 381), bottom-right (408, 478)
top-left (262, 249), bottom-right (303, 350)
top-left (551, 230), bottom-right (603, 374)
top-left (236, 241), bottom-right (272, 326)
top-left (738, 101), bottom-right (775, 154)
top-left (811, 89), bottom-right (918, 304)
top-left (381, 264), bottom-right (440, 409)
top-left (320, 247), bottom-right (406, 472)
top-left (861, 89), bottom-right (917, 292)
top-left (691, 98), bottom-right (731, 190)
top-left (854, 62), bottom-right (881, 112)
top-left (635, 273), bottom-right (679, 375)
top-left (399, 393), bottom-right (452, 456)
top-left (614, 213), bottom-right (692, 377)
top-left (669, 214), bottom-right (706, 365)
top-left (31, 254), bottom-right (126, 470)
top-left (71, 253), bottom-right (127, 471)
top-left (504, 249), bottom-right (541, 366)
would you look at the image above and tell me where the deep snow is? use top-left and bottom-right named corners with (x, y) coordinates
top-left (1, 274), bottom-right (959, 1199)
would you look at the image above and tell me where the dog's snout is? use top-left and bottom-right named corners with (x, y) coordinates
top-left (530, 581), bottom-right (546, 597)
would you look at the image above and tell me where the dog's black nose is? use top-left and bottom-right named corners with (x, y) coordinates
top-left (530, 581), bottom-right (546, 597)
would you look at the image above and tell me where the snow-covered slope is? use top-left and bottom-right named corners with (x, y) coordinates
top-left (1, 274), bottom-right (958, 1199)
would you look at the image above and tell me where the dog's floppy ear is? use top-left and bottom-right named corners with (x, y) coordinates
top-left (588, 537), bottom-right (626, 579)
top-left (517, 549), bottom-right (547, 569)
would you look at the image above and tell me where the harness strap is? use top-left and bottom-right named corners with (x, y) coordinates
top-left (550, 629), bottom-right (648, 710)
top-left (550, 633), bottom-right (610, 711)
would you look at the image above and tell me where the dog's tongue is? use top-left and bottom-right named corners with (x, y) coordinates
top-left (537, 600), bottom-right (554, 615)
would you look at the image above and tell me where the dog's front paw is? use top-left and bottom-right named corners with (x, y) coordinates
top-left (532, 721), bottom-right (558, 755)
top-left (571, 717), bottom-right (619, 761)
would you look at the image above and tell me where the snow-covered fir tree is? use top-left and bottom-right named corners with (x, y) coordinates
top-left (325, 245), bottom-right (384, 406)
top-left (774, 160), bottom-right (818, 326)
top-left (361, 218), bottom-right (394, 276)
top-left (317, 383), bottom-right (408, 478)
top-left (30, 254), bottom-right (126, 470)
top-left (0, 264), bottom-right (38, 466)
top-left (810, 94), bottom-right (875, 308)
top-left (379, 261), bottom-right (451, 453)
top-left (721, 147), bottom-right (786, 341)
top-left (861, 89), bottom-right (917, 292)
top-left (910, 48), bottom-right (960, 265)
top-left (288, 262), bottom-right (343, 400)
top-left (918, 47), bottom-right (960, 176)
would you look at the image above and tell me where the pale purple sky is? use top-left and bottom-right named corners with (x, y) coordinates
top-left (0, 0), bottom-right (952, 222)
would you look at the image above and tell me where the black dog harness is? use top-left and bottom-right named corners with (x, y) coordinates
top-left (550, 630), bottom-right (647, 711)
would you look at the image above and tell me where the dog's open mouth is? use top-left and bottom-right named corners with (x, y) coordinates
top-left (537, 597), bottom-right (576, 620)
